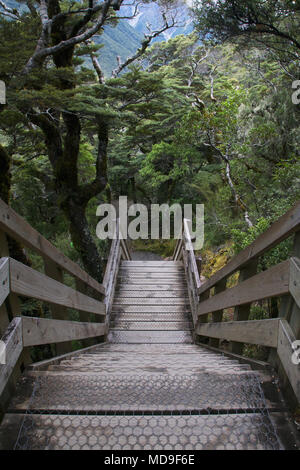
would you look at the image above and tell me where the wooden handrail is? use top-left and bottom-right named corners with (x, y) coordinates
top-left (183, 219), bottom-right (201, 290)
top-left (198, 201), bottom-right (300, 295)
top-left (23, 317), bottom-right (107, 347)
top-left (9, 258), bottom-right (106, 316)
top-left (196, 318), bottom-right (280, 348)
top-left (172, 218), bottom-right (201, 327)
top-left (198, 258), bottom-right (292, 317)
top-left (194, 203), bottom-right (300, 405)
top-left (0, 198), bottom-right (105, 296)
top-left (0, 316), bottom-right (108, 397)
top-left (102, 218), bottom-right (131, 323)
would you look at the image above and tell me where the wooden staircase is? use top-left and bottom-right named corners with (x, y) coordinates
top-left (0, 288), bottom-right (283, 450)
top-left (0, 198), bottom-right (299, 450)
top-left (108, 260), bottom-right (193, 343)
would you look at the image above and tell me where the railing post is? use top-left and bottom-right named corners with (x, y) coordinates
top-left (209, 278), bottom-right (227, 348)
top-left (229, 259), bottom-right (258, 355)
top-left (269, 231), bottom-right (300, 406)
top-left (75, 279), bottom-right (98, 348)
top-left (0, 231), bottom-right (30, 419)
top-left (44, 259), bottom-right (72, 355)
top-left (196, 256), bottom-right (202, 277)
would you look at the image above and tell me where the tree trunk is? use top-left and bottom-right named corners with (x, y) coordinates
top-left (63, 200), bottom-right (103, 282)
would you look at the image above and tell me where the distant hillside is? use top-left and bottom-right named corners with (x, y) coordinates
top-left (96, 21), bottom-right (143, 77)
top-left (5, 1), bottom-right (193, 76)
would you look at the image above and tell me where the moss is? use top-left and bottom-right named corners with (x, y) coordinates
top-left (200, 243), bottom-right (234, 280)
top-left (131, 238), bottom-right (176, 258)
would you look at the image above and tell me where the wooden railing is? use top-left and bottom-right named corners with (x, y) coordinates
top-left (102, 218), bottom-right (131, 324)
top-left (173, 204), bottom-right (300, 405)
top-left (173, 219), bottom-right (201, 327)
top-left (0, 199), bottom-right (130, 410)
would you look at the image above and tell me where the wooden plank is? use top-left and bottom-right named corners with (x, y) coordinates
top-left (198, 260), bottom-right (290, 317)
top-left (111, 321), bottom-right (192, 330)
top-left (111, 305), bottom-right (190, 313)
top-left (113, 298), bottom-right (189, 305)
top-left (9, 258), bottom-right (106, 316)
top-left (114, 291), bottom-right (187, 298)
top-left (117, 285), bottom-right (187, 292)
top-left (198, 201), bottom-right (300, 295)
top-left (277, 319), bottom-right (300, 402)
top-left (117, 280), bottom-right (187, 286)
top-left (289, 257), bottom-right (300, 309)
top-left (0, 198), bottom-right (105, 295)
top-left (121, 261), bottom-right (183, 267)
top-left (22, 317), bottom-right (108, 347)
top-left (119, 267), bottom-right (184, 273)
top-left (0, 317), bottom-right (23, 397)
top-left (196, 318), bottom-right (280, 348)
top-left (0, 257), bottom-right (9, 307)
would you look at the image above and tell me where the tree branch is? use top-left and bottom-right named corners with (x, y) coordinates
top-left (23, 0), bottom-right (114, 74)
top-left (111, 12), bottom-right (177, 78)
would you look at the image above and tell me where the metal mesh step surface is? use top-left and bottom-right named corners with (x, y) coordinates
top-left (14, 413), bottom-right (281, 450)
top-left (13, 373), bottom-right (281, 450)
top-left (108, 330), bottom-right (194, 343)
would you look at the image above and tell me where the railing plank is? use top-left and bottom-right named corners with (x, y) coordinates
top-left (198, 259), bottom-right (291, 317)
top-left (22, 317), bottom-right (108, 347)
top-left (277, 319), bottom-right (300, 402)
top-left (0, 317), bottom-right (23, 397)
top-left (196, 318), bottom-right (280, 348)
top-left (0, 198), bottom-right (105, 295)
top-left (9, 258), bottom-right (105, 315)
top-left (198, 201), bottom-right (300, 295)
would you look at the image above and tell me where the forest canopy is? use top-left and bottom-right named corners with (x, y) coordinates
top-left (0, 0), bottom-right (299, 282)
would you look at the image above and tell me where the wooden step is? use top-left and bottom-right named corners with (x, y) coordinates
top-left (110, 313), bottom-right (190, 321)
top-left (5, 412), bottom-right (280, 450)
top-left (121, 261), bottom-right (183, 267)
top-left (114, 291), bottom-right (188, 298)
top-left (117, 285), bottom-right (188, 291)
top-left (110, 321), bottom-right (193, 331)
top-left (118, 273), bottom-right (185, 279)
top-left (111, 305), bottom-right (191, 313)
top-left (108, 330), bottom-right (193, 343)
top-left (119, 267), bottom-right (185, 272)
top-left (113, 298), bottom-right (190, 305)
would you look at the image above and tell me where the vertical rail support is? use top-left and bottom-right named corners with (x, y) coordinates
top-left (269, 231), bottom-right (300, 406)
top-left (196, 289), bottom-right (210, 344)
top-left (75, 279), bottom-right (97, 348)
top-left (0, 235), bottom-right (10, 337)
top-left (209, 278), bottom-right (227, 348)
top-left (44, 259), bottom-right (72, 355)
top-left (196, 256), bottom-right (202, 277)
top-left (0, 231), bottom-right (29, 420)
top-left (229, 259), bottom-right (258, 355)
